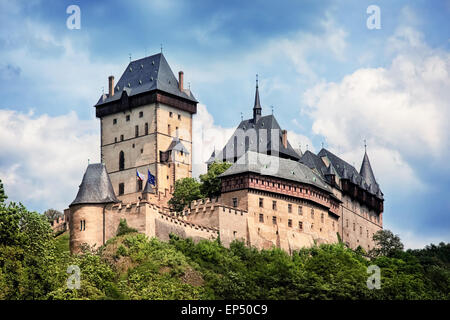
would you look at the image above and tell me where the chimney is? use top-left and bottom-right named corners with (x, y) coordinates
top-left (282, 130), bottom-right (287, 149)
top-left (108, 75), bottom-right (114, 97)
top-left (178, 71), bottom-right (184, 91)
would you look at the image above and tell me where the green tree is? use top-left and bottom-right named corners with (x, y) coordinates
top-left (168, 177), bottom-right (203, 212)
top-left (369, 229), bottom-right (404, 257)
top-left (43, 208), bottom-right (63, 223)
top-left (0, 179), bottom-right (7, 203)
top-left (199, 162), bottom-right (232, 198)
top-left (116, 218), bottom-right (137, 236)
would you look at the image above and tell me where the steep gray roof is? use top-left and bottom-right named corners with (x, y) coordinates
top-left (70, 163), bottom-right (119, 206)
top-left (360, 152), bottom-right (378, 189)
top-left (220, 151), bottom-right (331, 193)
top-left (142, 180), bottom-right (156, 194)
top-left (214, 114), bottom-right (301, 163)
top-left (299, 150), bottom-right (328, 177)
top-left (166, 137), bottom-right (190, 154)
top-left (318, 148), bottom-right (383, 199)
top-left (95, 53), bottom-right (197, 106)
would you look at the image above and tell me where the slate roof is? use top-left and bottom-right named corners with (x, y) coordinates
top-left (220, 151), bottom-right (331, 193)
top-left (70, 163), bottom-right (119, 206)
top-left (95, 53), bottom-right (197, 107)
top-left (142, 180), bottom-right (156, 194)
top-left (317, 148), bottom-right (383, 199)
top-left (299, 150), bottom-right (328, 177)
top-left (166, 137), bottom-right (190, 154)
top-left (360, 151), bottom-right (378, 189)
top-left (210, 114), bottom-right (301, 163)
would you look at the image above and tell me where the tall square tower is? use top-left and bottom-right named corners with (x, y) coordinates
top-left (94, 53), bottom-right (197, 201)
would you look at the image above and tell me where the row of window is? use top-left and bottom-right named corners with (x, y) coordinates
top-left (169, 111), bottom-right (182, 120)
top-left (258, 214), bottom-right (335, 232)
top-left (114, 123), bottom-right (149, 143)
top-left (112, 111), bottom-right (183, 126)
top-left (346, 219), bottom-right (374, 238)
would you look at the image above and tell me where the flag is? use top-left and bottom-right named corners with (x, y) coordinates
top-left (136, 169), bottom-right (144, 181)
top-left (147, 169), bottom-right (156, 186)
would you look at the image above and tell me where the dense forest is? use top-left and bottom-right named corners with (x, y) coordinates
top-left (0, 178), bottom-right (448, 300)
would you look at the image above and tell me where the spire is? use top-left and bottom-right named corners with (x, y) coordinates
top-left (360, 150), bottom-right (378, 189)
top-left (253, 74), bottom-right (262, 122)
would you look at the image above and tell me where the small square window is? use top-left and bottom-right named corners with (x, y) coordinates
top-left (298, 206), bottom-right (303, 215)
top-left (288, 204), bottom-right (292, 213)
top-left (288, 219), bottom-right (292, 227)
top-left (139, 111), bottom-right (143, 118)
top-left (259, 214), bottom-right (264, 223)
top-left (115, 137), bottom-right (117, 143)
top-left (272, 201), bottom-right (277, 210)
top-left (178, 114), bottom-right (181, 120)
top-left (118, 183), bottom-right (124, 195)
top-left (232, 198), bottom-right (238, 208)
top-left (299, 221), bottom-right (303, 230)
top-left (169, 112), bottom-right (173, 117)
top-left (113, 118), bottom-right (117, 125)
top-left (120, 135), bottom-right (124, 141)
top-left (259, 198), bottom-right (263, 208)
top-left (126, 115), bottom-right (130, 121)
top-left (272, 216), bottom-right (277, 225)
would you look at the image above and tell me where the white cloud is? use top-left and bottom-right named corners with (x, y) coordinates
top-left (192, 104), bottom-right (234, 178)
top-left (0, 110), bottom-right (99, 212)
top-left (303, 27), bottom-right (450, 193)
top-left (286, 130), bottom-right (314, 154)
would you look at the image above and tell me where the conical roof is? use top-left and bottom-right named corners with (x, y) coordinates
top-left (142, 180), bottom-right (156, 194)
top-left (360, 152), bottom-right (378, 189)
top-left (70, 163), bottom-right (119, 206)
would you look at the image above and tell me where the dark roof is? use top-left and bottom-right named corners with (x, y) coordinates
top-left (253, 82), bottom-right (262, 111)
top-left (299, 150), bottom-right (328, 177)
top-left (142, 180), bottom-right (156, 194)
top-left (212, 114), bottom-right (301, 163)
top-left (166, 137), bottom-right (190, 154)
top-left (95, 53), bottom-right (197, 107)
top-left (360, 152), bottom-right (378, 189)
top-left (206, 149), bottom-right (216, 164)
top-left (325, 162), bottom-right (338, 176)
top-left (70, 163), bottom-right (119, 206)
top-left (220, 151), bottom-right (331, 193)
top-left (318, 148), bottom-right (383, 199)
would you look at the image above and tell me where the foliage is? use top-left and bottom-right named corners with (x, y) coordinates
top-left (43, 208), bottom-right (63, 223)
top-left (0, 183), bottom-right (448, 300)
top-left (168, 177), bottom-right (203, 212)
top-left (199, 162), bottom-right (232, 198)
top-left (116, 218), bottom-right (138, 237)
top-left (0, 179), bottom-right (6, 203)
top-left (369, 229), bottom-right (404, 258)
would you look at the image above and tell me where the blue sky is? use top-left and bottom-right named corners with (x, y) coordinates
top-left (0, 0), bottom-right (449, 249)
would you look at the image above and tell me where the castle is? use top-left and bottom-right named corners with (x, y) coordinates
top-left (66, 52), bottom-right (384, 254)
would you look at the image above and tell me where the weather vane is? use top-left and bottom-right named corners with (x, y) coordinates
top-left (129, 53), bottom-right (131, 62)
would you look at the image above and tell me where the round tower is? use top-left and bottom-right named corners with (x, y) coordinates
top-left (69, 163), bottom-right (119, 254)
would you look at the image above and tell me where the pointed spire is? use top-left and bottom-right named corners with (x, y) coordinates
top-left (360, 150), bottom-right (378, 189)
top-left (253, 74), bottom-right (262, 122)
top-left (142, 179), bottom-right (156, 194)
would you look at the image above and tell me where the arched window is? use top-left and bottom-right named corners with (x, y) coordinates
top-left (119, 151), bottom-right (125, 171)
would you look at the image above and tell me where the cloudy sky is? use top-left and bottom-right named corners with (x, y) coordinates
top-left (0, 0), bottom-right (449, 249)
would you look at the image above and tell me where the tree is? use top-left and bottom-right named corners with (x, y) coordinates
top-left (369, 229), bottom-right (404, 257)
top-left (199, 162), bottom-right (232, 198)
top-left (43, 208), bottom-right (63, 223)
top-left (168, 177), bottom-right (203, 212)
top-left (116, 218), bottom-right (138, 236)
top-left (0, 179), bottom-right (7, 203)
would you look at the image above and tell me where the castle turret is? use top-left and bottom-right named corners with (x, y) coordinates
top-left (69, 163), bottom-right (119, 253)
top-left (253, 77), bottom-right (262, 122)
